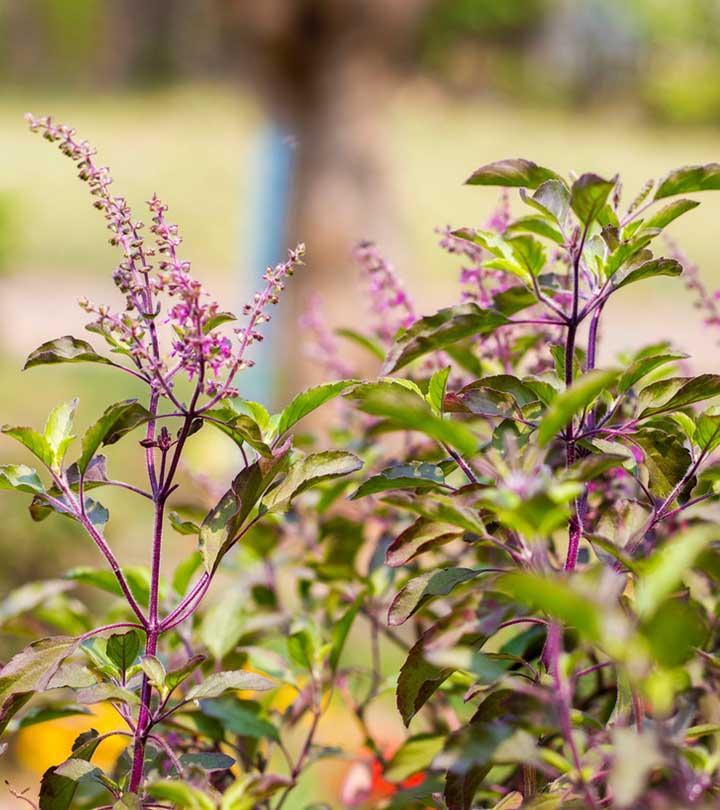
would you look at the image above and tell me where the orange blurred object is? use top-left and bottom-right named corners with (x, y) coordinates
top-left (15, 703), bottom-right (128, 773)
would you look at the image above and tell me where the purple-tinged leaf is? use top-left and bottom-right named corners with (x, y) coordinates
top-left (388, 568), bottom-right (485, 627)
top-left (23, 335), bottom-right (111, 370)
top-left (465, 159), bottom-right (563, 189)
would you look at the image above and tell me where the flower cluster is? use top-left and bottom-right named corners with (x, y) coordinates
top-left (299, 294), bottom-right (354, 379)
top-left (666, 237), bottom-right (720, 343)
top-left (26, 114), bottom-right (302, 400)
top-left (352, 241), bottom-right (416, 342)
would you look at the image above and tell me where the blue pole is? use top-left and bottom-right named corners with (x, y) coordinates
top-left (240, 122), bottom-right (294, 405)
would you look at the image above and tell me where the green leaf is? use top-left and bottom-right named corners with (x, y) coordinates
top-left (506, 214), bottom-right (564, 245)
top-left (172, 551), bottom-right (203, 596)
top-left (695, 407), bottom-right (720, 452)
top-left (613, 257), bottom-right (682, 291)
top-left (78, 400), bottom-right (152, 471)
top-left (654, 163), bottom-right (720, 199)
top-left (186, 669), bottom-right (274, 700)
top-left (1, 425), bottom-right (53, 469)
top-left (202, 311), bottom-right (236, 333)
top-left (329, 595), bottom-right (363, 674)
top-left (537, 369), bottom-right (619, 447)
top-left (388, 568), bottom-right (485, 627)
top-left (383, 303), bottom-right (510, 373)
top-left (507, 234), bottom-right (547, 276)
top-left (0, 636), bottom-right (79, 714)
top-left (179, 752), bottom-right (235, 772)
top-left (618, 352), bottom-right (687, 393)
top-left (44, 400), bottom-right (78, 471)
top-left (66, 566), bottom-right (151, 607)
top-left (397, 643), bottom-right (455, 727)
top-left (24, 336), bottom-right (111, 370)
top-left (521, 178), bottom-right (570, 221)
top-left (641, 198), bottom-right (700, 230)
top-left (139, 655), bottom-right (167, 692)
top-left (146, 781), bottom-right (215, 810)
top-left (169, 511), bottom-right (200, 536)
top-left (427, 366), bottom-right (451, 414)
top-left (640, 374), bottom-right (720, 418)
top-left (202, 406), bottom-right (272, 458)
top-left (351, 462), bottom-right (445, 500)
top-left (635, 524), bottom-right (717, 618)
top-left (465, 159), bottom-right (562, 189)
top-left (384, 734), bottom-right (444, 782)
top-left (199, 443), bottom-right (291, 573)
top-left (76, 683), bottom-right (140, 706)
top-left (634, 429), bottom-right (692, 498)
top-left (113, 796), bottom-right (142, 810)
top-left (500, 573), bottom-right (601, 640)
top-left (385, 518), bottom-right (461, 568)
top-left (0, 464), bottom-right (45, 494)
top-left (261, 450), bottom-right (362, 512)
top-left (354, 388), bottom-right (477, 457)
top-left (166, 655), bottom-right (206, 692)
top-left (200, 696), bottom-right (279, 741)
top-left (40, 729), bottom-right (104, 810)
top-left (17, 704), bottom-right (91, 729)
top-left (276, 380), bottom-right (358, 435)
top-left (336, 327), bottom-right (386, 360)
top-left (570, 173), bottom-right (616, 226)
top-left (106, 630), bottom-right (142, 677)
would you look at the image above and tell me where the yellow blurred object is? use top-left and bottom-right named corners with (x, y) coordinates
top-left (15, 703), bottom-right (128, 773)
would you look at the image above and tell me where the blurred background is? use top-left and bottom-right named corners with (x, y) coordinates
top-left (2, 0), bottom-right (720, 805)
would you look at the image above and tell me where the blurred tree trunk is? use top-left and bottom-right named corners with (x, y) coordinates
top-left (219, 0), bottom-right (433, 393)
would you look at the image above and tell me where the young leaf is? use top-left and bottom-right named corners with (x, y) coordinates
top-left (570, 173), bottom-right (616, 226)
top-left (202, 406), bottom-right (272, 457)
top-left (185, 669), bottom-right (274, 700)
top-left (521, 178), bottom-right (570, 221)
top-left (427, 366), bottom-right (451, 414)
top-left (75, 683), bottom-right (140, 706)
top-left (23, 336), bottom-right (111, 370)
top-left (465, 159), bottom-right (562, 189)
top-left (0, 464), bottom-right (45, 494)
top-left (1, 425), bottom-right (53, 469)
top-left (139, 655), bottom-right (167, 692)
top-left (654, 163), bottom-right (720, 199)
top-left (536, 369), bottom-right (619, 447)
top-left (77, 399), bottom-right (152, 472)
top-left (106, 630), bottom-right (142, 677)
top-left (43, 400), bottom-right (78, 471)
top-left (275, 380), bottom-right (358, 435)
